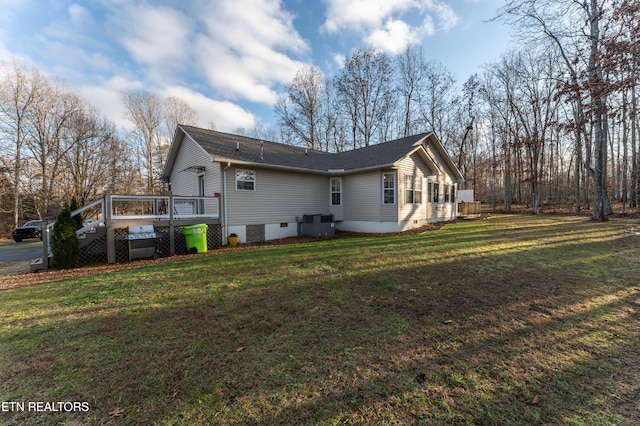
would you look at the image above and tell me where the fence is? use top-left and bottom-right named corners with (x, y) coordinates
top-left (458, 201), bottom-right (482, 217)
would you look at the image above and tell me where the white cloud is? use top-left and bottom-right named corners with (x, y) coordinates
top-left (421, 15), bottom-right (436, 36)
top-left (160, 86), bottom-right (256, 131)
top-left (1, 0), bottom-right (310, 134)
top-left (68, 4), bottom-right (91, 28)
top-left (194, 0), bottom-right (309, 105)
top-left (365, 20), bottom-right (417, 54)
top-left (0, 31), bottom-right (14, 64)
top-left (78, 78), bottom-right (256, 133)
top-left (431, 1), bottom-right (458, 30)
top-left (103, 0), bottom-right (309, 106)
top-left (322, 0), bottom-right (417, 33)
top-left (116, 4), bottom-right (191, 69)
top-left (332, 53), bottom-right (346, 68)
top-left (322, 0), bottom-right (458, 54)
top-left (77, 75), bottom-right (144, 129)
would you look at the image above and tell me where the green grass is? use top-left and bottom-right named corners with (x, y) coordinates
top-left (1, 215), bottom-right (639, 425)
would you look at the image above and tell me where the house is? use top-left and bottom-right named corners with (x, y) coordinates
top-left (161, 125), bottom-right (464, 243)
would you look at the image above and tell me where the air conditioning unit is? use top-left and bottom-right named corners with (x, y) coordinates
top-left (297, 214), bottom-right (334, 237)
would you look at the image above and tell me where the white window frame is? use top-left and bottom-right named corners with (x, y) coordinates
top-left (235, 169), bottom-right (256, 191)
top-left (405, 174), bottom-right (423, 204)
top-left (432, 182), bottom-right (440, 203)
top-left (330, 177), bottom-right (342, 206)
top-left (382, 172), bottom-right (396, 205)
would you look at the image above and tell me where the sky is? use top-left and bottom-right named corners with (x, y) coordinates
top-left (0, 0), bottom-right (514, 133)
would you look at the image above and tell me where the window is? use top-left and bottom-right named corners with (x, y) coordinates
top-left (444, 184), bottom-right (450, 202)
top-left (383, 172), bottom-right (396, 204)
top-left (450, 185), bottom-right (456, 203)
top-left (330, 178), bottom-right (342, 206)
top-left (432, 183), bottom-right (440, 203)
top-left (405, 174), bottom-right (423, 204)
top-left (236, 169), bottom-right (255, 191)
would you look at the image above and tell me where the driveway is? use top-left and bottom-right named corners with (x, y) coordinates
top-left (0, 240), bottom-right (43, 263)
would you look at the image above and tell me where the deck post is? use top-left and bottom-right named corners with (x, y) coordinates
top-left (104, 192), bottom-right (116, 264)
top-left (42, 224), bottom-right (49, 270)
top-left (107, 228), bottom-right (116, 264)
top-left (169, 191), bottom-right (175, 256)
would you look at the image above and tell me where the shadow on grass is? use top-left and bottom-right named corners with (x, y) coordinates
top-left (1, 216), bottom-right (639, 424)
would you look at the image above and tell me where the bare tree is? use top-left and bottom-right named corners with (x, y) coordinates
top-left (23, 79), bottom-right (82, 218)
top-left (453, 75), bottom-right (480, 173)
top-left (122, 91), bottom-right (164, 194)
top-left (275, 66), bottom-right (325, 150)
top-left (322, 76), bottom-right (346, 152)
top-left (165, 96), bottom-right (198, 139)
top-left (497, 0), bottom-right (613, 220)
top-left (336, 47), bottom-right (394, 148)
top-left (481, 63), bottom-right (513, 210)
top-left (603, 0), bottom-right (640, 212)
top-left (397, 46), bottom-right (427, 137)
top-left (513, 51), bottom-right (561, 213)
top-left (62, 109), bottom-right (122, 205)
top-left (0, 61), bottom-right (41, 225)
top-left (419, 60), bottom-right (457, 142)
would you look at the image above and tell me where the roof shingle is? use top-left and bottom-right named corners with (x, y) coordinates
top-left (180, 125), bottom-right (430, 173)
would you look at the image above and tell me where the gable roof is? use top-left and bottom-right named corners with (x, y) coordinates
top-left (163, 125), bottom-right (464, 181)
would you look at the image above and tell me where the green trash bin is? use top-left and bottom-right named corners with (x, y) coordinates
top-left (180, 224), bottom-right (208, 253)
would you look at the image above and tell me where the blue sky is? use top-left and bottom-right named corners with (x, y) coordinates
top-left (0, 0), bottom-right (513, 133)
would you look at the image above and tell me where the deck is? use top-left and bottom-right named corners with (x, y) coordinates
top-left (35, 192), bottom-right (221, 269)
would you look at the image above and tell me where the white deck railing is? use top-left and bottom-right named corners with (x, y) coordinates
top-left (108, 194), bottom-right (220, 222)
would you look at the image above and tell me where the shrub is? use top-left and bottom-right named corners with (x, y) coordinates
top-left (69, 197), bottom-right (83, 230)
top-left (50, 203), bottom-right (80, 269)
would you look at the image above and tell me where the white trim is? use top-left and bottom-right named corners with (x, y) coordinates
top-left (265, 223), bottom-right (298, 240)
top-left (235, 169), bottom-right (256, 191)
top-left (330, 177), bottom-right (342, 206)
top-left (227, 224), bottom-right (299, 243)
top-left (336, 220), bottom-right (429, 233)
top-left (382, 171), bottom-right (396, 205)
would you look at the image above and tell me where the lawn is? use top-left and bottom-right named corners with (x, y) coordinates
top-left (1, 215), bottom-right (639, 425)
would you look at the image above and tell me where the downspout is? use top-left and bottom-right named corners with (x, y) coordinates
top-left (222, 162), bottom-right (231, 242)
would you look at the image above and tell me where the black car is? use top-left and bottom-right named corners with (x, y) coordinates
top-left (12, 220), bottom-right (44, 242)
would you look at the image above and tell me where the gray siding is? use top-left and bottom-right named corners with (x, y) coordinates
top-left (170, 135), bottom-right (221, 197)
top-left (343, 170), bottom-right (384, 222)
top-left (380, 171), bottom-right (398, 222)
top-left (225, 167), bottom-right (327, 226)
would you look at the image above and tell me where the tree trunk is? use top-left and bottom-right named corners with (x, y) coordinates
top-left (632, 82), bottom-right (638, 211)
top-left (589, 0), bottom-right (609, 221)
